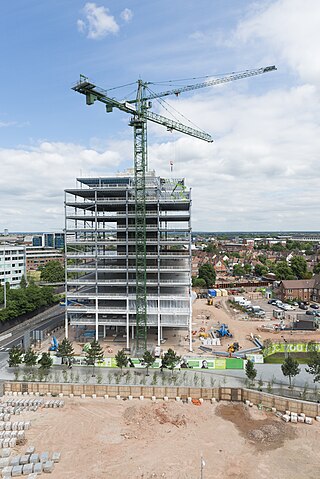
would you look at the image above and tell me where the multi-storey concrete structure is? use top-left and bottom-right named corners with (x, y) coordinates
top-left (0, 244), bottom-right (26, 288)
top-left (64, 170), bottom-right (192, 351)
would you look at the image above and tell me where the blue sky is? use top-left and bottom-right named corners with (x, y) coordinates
top-left (0, 0), bottom-right (319, 232)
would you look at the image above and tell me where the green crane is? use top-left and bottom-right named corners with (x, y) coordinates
top-left (72, 65), bottom-right (276, 351)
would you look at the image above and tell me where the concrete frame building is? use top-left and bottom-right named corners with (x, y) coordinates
top-left (64, 170), bottom-right (192, 351)
top-left (0, 244), bottom-right (26, 288)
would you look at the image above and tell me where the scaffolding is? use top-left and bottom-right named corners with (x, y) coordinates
top-left (64, 170), bottom-right (192, 351)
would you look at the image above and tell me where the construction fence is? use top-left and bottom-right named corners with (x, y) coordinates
top-left (3, 382), bottom-right (320, 417)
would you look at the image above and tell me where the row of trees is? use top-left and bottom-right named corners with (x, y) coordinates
top-left (246, 350), bottom-right (320, 388)
top-left (0, 282), bottom-right (55, 323)
top-left (254, 255), bottom-right (312, 280)
top-left (8, 339), bottom-right (182, 378)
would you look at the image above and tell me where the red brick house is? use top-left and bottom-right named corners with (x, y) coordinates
top-left (278, 275), bottom-right (320, 302)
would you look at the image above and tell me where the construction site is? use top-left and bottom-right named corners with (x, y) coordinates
top-left (0, 393), bottom-right (319, 479)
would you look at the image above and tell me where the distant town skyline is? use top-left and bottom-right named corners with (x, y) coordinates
top-left (1, 0), bottom-right (319, 231)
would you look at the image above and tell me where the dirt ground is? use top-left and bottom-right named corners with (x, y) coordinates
top-left (16, 397), bottom-right (320, 478)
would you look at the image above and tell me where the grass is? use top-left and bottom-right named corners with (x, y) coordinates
top-left (264, 352), bottom-right (311, 364)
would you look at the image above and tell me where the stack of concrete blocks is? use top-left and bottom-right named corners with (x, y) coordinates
top-left (43, 400), bottom-right (64, 409)
top-left (0, 449), bottom-right (61, 476)
top-left (281, 411), bottom-right (314, 425)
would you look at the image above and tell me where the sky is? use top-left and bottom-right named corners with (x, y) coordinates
top-left (1, 0), bottom-right (319, 232)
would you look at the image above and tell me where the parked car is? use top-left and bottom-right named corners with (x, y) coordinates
top-left (299, 303), bottom-right (308, 310)
top-left (306, 310), bottom-right (316, 316)
top-left (268, 299), bottom-right (277, 304)
top-left (310, 304), bottom-right (319, 309)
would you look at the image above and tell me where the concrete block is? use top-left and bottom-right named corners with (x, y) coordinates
top-left (211, 398), bottom-right (216, 404)
top-left (116, 395), bottom-right (121, 400)
top-left (4, 423), bottom-right (11, 432)
top-left (187, 397), bottom-right (192, 403)
top-left (46, 393), bottom-right (52, 397)
top-left (51, 452), bottom-right (61, 463)
top-left (3, 440), bottom-right (9, 448)
top-left (0, 449), bottom-right (11, 458)
top-left (249, 402), bottom-right (253, 407)
top-left (29, 454), bottom-right (39, 464)
top-left (245, 400), bottom-right (250, 406)
top-left (199, 398), bottom-right (204, 404)
top-left (17, 392), bottom-right (22, 396)
top-left (69, 394), bottom-right (74, 398)
top-left (27, 475), bottom-right (38, 479)
top-left (58, 393), bottom-right (63, 398)
top-left (40, 452), bottom-right (49, 463)
top-left (305, 417), bottom-right (313, 425)
top-left (33, 462), bottom-right (43, 474)
top-left (151, 396), bottom-right (156, 402)
top-left (22, 463), bottom-right (33, 475)
top-left (175, 397), bottom-right (180, 402)
top-left (290, 416), bottom-right (297, 423)
top-left (0, 458), bottom-right (10, 468)
top-left (11, 465), bottom-right (23, 476)
top-left (297, 416), bottom-right (305, 423)
top-left (24, 422), bottom-right (31, 431)
top-left (104, 395), bottom-right (109, 400)
top-left (128, 396), bottom-right (133, 401)
top-left (25, 447), bottom-right (35, 455)
top-left (1, 466), bottom-right (13, 477)
top-left (139, 396), bottom-right (144, 401)
top-left (316, 416), bottom-right (320, 422)
top-left (10, 456), bottom-right (21, 467)
top-left (9, 438), bottom-right (17, 447)
top-left (164, 396), bottom-right (168, 401)
top-left (285, 410), bottom-right (290, 415)
top-left (81, 394), bottom-right (85, 399)
top-left (20, 455), bottom-right (30, 465)
top-left (12, 393), bottom-right (17, 397)
top-left (43, 460), bottom-right (54, 473)
top-left (299, 413), bottom-right (305, 418)
top-left (282, 414), bottom-right (290, 423)
top-left (92, 394), bottom-right (96, 399)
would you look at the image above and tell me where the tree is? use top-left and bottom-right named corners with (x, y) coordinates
top-left (314, 263), bottom-right (320, 275)
top-left (290, 256), bottom-right (308, 279)
top-left (162, 348), bottom-right (181, 376)
top-left (40, 261), bottom-right (65, 282)
top-left (233, 264), bottom-right (245, 277)
top-left (254, 263), bottom-right (269, 277)
top-left (141, 351), bottom-right (155, 376)
top-left (8, 345), bottom-right (23, 368)
top-left (38, 352), bottom-right (53, 372)
top-left (306, 352), bottom-right (320, 383)
top-left (281, 356), bottom-right (300, 388)
top-left (245, 359), bottom-right (257, 386)
top-left (85, 340), bottom-right (104, 376)
top-left (192, 277), bottom-right (206, 288)
top-left (275, 261), bottom-right (294, 280)
top-left (198, 263), bottom-right (216, 288)
top-left (23, 347), bottom-right (38, 369)
top-left (115, 349), bottom-right (128, 375)
top-left (19, 276), bottom-right (27, 289)
top-left (57, 338), bottom-right (74, 368)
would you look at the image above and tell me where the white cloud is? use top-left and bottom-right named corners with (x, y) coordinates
top-left (232, 0), bottom-right (320, 83)
top-left (120, 8), bottom-right (133, 23)
top-left (0, 141), bottom-right (125, 231)
top-left (77, 2), bottom-right (119, 39)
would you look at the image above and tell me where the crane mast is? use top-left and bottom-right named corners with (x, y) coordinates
top-left (72, 65), bottom-right (276, 352)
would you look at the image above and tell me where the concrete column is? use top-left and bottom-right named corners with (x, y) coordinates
top-left (126, 300), bottom-right (130, 349)
top-left (104, 325), bottom-right (106, 338)
top-left (95, 297), bottom-right (98, 341)
top-left (157, 313), bottom-right (161, 346)
top-left (131, 325), bottom-right (134, 340)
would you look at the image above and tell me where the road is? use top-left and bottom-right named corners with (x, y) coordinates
top-left (0, 305), bottom-right (64, 376)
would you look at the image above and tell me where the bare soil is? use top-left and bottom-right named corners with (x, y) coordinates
top-left (17, 397), bottom-right (320, 478)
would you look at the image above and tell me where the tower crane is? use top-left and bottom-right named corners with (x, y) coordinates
top-left (72, 65), bottom-right (276, 351)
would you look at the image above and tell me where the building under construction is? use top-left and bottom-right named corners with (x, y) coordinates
top-left (64, 170), bottom-right (192, 351)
